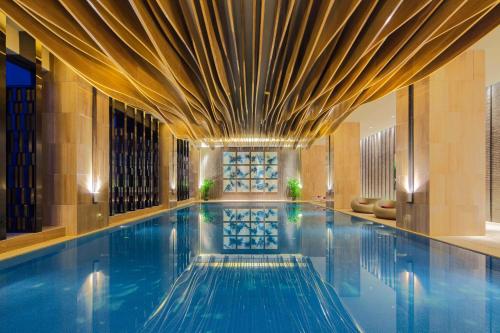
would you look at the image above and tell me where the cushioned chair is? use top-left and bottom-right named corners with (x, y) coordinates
top-left (373, 200), bottom-right (396, 220)
top-left (350, 197), bottom-right (380, 214)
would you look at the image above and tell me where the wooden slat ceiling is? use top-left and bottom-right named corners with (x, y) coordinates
top-left (1, 0), bottom-right (499, 146)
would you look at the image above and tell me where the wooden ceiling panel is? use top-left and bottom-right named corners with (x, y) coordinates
top-left (1, 0), bottom-right (498, 145)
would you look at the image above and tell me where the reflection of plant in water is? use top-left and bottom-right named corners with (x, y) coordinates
top-left (287, 204), bottom-right (302, 223)
top-left (200, 204), bottom-right (216, 223)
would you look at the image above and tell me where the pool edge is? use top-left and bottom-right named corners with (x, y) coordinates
top-left (4, 199), bottom-right (499, 262)
top-left (315, 203), bottom-right (500, 260)
top-left (0, 200), bottom-right (199, 262)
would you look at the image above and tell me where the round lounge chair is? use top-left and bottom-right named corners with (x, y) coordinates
top-left (350, 197), bottom-right (380, 214)
top-left (373, 200), bottom-right (396, 220)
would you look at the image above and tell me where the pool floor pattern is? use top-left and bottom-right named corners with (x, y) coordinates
top-left (142, 255), bottom-right (359, 333)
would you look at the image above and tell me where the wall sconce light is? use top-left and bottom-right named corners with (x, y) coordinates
top-left (407, 84), bottom-right (414, 203)
top-left (87, 177), bottom-right (101, 205)
top-left (92, 181), bottom-right (101, 204)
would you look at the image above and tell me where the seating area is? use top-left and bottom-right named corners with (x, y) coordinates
top-left (351, 197), bottom-right (397, 220)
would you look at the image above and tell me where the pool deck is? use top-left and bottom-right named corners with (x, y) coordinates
top-left (2, 200), bottom-right (500, 261)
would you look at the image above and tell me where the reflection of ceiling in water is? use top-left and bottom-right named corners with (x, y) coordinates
top-left (142, 255), bottom-right (359, 332)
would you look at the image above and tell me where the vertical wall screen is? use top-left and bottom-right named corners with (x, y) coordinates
top-left (486, 82), bottom-right (500, 222)
top-left (177, 139), bottom-right (190, 201)
top-left (109, 99), bottom-right (159, 215)
top-left (5, 57), bottom-right (40, 232)
top-left (361, 127), bottom-right (396, 200)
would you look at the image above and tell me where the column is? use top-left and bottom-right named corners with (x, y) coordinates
top-left (330, 122), bottom-right (361, 209)
top-left (396, 50), bottom-right (485, 236)
top-left (300, 140), bottom-right (327, 201)
top-left (43, 56), bottom-right (109, 235)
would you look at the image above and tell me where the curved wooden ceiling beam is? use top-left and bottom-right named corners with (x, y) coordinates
top-left (0, 0), bottom-right (497, 144)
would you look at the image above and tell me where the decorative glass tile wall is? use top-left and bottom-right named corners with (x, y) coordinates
top-left (360, 127), bottom-right (396, 200)
top-left (109, 99), bottom-right (159, 215)
top-left (223, 151), bottom-right (279, 192)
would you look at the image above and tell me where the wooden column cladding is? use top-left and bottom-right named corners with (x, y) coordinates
top-left (396, 50), bottom-right (485, 236)
top-left (301, 142), bottom-right (327, 201)
top-left (330, 122), bottom-right (361, 210)
top-left (0, 14), bottom-right (5, 240)
top-left (42, 57), bottom-right (109, 235)
top-left (109, 99), bottom-right (160, 216)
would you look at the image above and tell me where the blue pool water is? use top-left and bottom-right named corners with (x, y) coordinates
top-left (1, 202), bottom-right (500, 332)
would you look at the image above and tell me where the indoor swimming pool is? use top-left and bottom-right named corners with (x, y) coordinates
top-left (1, 202), bottom-right (500, 332)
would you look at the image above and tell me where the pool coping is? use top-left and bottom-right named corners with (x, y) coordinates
top-left (321, 205), bottom-right (500, 260)
top-left (0, 200), bottom-right (197, 262)
top-left (1, 199), bottom-right (499, 261)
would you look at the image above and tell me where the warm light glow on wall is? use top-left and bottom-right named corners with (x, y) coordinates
top-left (199, 154), bottom-right (209, 188)
top-left (86, 175), bottom-right (101, 194)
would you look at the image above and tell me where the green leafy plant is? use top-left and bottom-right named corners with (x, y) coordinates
top-left (200, 179), bottom-right (215, 201)
top-left (287, 178), bottom-right (301, 200)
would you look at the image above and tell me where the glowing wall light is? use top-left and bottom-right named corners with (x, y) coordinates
top-left (86, 175), bottom-right (101, 204)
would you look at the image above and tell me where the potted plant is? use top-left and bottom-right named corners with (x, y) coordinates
top-left (200, 179), bottom-right (215, 201)
top-left (287, 178), bottom-right (301, 201)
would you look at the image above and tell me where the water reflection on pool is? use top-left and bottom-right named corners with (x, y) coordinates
top-left (0, 202), bottom-right (500, 332)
